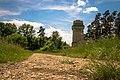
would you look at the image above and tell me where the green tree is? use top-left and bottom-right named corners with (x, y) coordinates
top-left (41, 31), bottom-right (64, 51)
top-left (37, 26), bottom-right (46, 47)
top-left (51, 31), bottom-right (62, 50)
top-left (18, 23), bottom-right (35, 49)
top-left (6, 33), bottom-right (28, 48)
top-left (101, 10), bottom-right (110, 36)
top-left (115, 12), bottom-right (120, 36)
top-left (18, 23), bottom-right (35, 37)
top-left (85, 10), bottom-right (120, 40)
top-left (0, 22), bottom-right (17, 37)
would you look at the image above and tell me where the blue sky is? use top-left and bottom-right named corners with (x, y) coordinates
top-left (0, 0), bottom-right (120, 45)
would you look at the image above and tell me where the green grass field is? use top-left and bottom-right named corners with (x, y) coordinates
top-left (42, 37), bottom-right (120, 61)
top-left (0, 40), bottom-right (32, 63)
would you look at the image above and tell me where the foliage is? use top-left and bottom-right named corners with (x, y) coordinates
top-left (0, 22), bottom-right (69, 50)
top-left (37, 26), bottom-right (46, 48)
top-left (51, 31), bottom-right (63, 50)
top-left (0, 39), bottom-right (32, 63)
top-left (6, 33), bottom-right (28, 48)
top-left (18, 23), bottom-right (35, 37)
top-left (18, 24), bottom-right (36, 50)
top-left (40, 31), bottom-right (68, 51)
top-left (85, 10), bottom-right (120, 40)
top-left (0, 22), bottom-right (17, 37)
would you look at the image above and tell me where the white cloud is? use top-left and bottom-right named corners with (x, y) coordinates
top-left (2, 19), bottom-right (44, 33)
top-left (95, 0), bottom-right (120, 5)
top-left (77, 8), bottom-right (82, 12)
top-left (77, 0), bottom-right (86, 6)
top-left (0, 10), bottom-right (21, 16)
top-left (70, 6), bottom-right (76, 10)
top-left (39, 5), bottom-right (82, 17)
top-left (20, 0), bottom-right (87, 16)
top-left (35, 0), bottom-right (97, 15)
top-left (40, 6), bottom-right (70, 11)
top-left (2, 20), bottom-right (72, 45)
top-left (0, 0), bottom-right (98, 17)
top-left (36, 0), bottom-right (97, 15)
top-left (40, 5), bottom-right (82, 13)
top-left (87, 22), bottom-right (91, 26)
top-left (83, 7), bottom-right (98, 13)
top-left (59, 18), bottom-right (73, 23)
top-left (45, 27), bottom-right (72, 46)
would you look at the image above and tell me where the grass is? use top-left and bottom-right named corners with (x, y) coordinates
top-left (0, 40), bottom-right (32, 63)
top-left (45, 37), bottom-right (120, 61)
top-left (80, 61), bottom-right (120, 80)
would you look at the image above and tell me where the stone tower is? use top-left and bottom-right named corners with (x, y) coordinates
top-left (72, 20), bottom-right (84, 46)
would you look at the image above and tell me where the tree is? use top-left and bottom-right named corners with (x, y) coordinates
top-left (18, 23), bottom-right (35, 49)
top-left (18, 23), bottom-right (35, 37)
top-left (0, 22), bottom-right (17, 37)
top-left (0, 22), bottom-right (69, 51)
top-left (94, 13), bottom-right (101, 39)
top-left (51, 31), bottom-right (62, 50)
top-left (115, 12), bottom-right (120, 36)
top-left (40, 31), bottom-right (64, 51)
top-left (6, 33), bottom-right (28, 48)
top-left (85, 10), bottom-right (120, 40)
top-left (37, 26), bottom-right (46, 47)
top-left (102, 10), bottom-right (110, 36)
top-left (38, 26), bottom-right (45, 37)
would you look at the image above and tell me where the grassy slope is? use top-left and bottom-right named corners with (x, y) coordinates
top-left (47, 37), bottom-right (120, 61)
top-left (0, 40), bottom-right (32, 63)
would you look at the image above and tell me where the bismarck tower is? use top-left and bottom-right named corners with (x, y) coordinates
top-left (72, 20), bottom-right (84, 46)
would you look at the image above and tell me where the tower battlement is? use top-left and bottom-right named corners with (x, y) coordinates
top-left (73, 20), bottom-right (84, 26)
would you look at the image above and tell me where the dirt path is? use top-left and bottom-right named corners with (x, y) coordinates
top-left (0, 53), bottom-right (89, 80)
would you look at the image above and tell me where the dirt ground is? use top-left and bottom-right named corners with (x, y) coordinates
top-left (0, 53), bottom-right (89, 80)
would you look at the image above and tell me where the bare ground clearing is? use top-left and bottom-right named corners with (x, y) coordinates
top-left (0, 53), bottom-right (90, 80)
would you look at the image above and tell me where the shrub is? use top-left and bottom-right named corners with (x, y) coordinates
top-left (6, 33), bottom-right (28, 48)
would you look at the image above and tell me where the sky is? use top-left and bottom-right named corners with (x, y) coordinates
top-left (0, 0), bottom-right (120, 45)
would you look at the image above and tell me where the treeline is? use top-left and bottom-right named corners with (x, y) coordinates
top-left (85, 10), bottom-right (120, 40)
top-left (0, 22), bottom-right (69, 50)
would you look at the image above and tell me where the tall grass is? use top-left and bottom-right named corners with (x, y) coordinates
top-left (81, 61), bottom-right (120, 80)
top-left (51, 37), bottom-right (120, 61)
top-left (0, 40), bottom-right (32, 63)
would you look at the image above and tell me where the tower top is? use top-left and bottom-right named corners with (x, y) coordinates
top-left (72, 20), bottom-right (84, 29)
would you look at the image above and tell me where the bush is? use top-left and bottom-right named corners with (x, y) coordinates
top-left (6, 33), bottom-right (28, 48)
